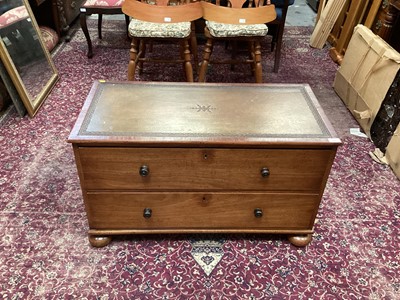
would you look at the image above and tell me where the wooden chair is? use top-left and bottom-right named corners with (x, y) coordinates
top-left (198, 0), bottom-right (276, 83)
top-left (122, 0), bottom-right (202, 82)
top-left (268, 0), bottom-right (294, 72)
top-left (80, 0), bottom-right (130, 58)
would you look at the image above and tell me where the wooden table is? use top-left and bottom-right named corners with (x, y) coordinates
top-left (68, 81), bottom-right (341, 247)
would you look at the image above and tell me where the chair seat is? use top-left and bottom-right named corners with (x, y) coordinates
top-left (82, 0), bottom-right (124, 8)
top-left (0, 6), bottom-right (28, 28)
top-left (206, 21), bottom-right (268, 37)
top-left (128, 19), bottom-right (191, 38)
top-left (80, 0), bottom-right (129, 58)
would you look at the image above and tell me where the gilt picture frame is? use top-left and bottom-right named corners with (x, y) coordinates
top-left (0, 0), bottom-right (58, 117)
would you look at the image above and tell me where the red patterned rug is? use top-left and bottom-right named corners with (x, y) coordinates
top-left (0, 20), bottom-right (399, 298)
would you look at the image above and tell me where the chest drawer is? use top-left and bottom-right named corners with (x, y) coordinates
top-left (77, 147), bottom-right (334, 191)
top-left (85, 192), bottom-right (319, 230)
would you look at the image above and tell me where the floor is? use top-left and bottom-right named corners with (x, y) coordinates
top-left (286, 0), bottom-right (317, 26)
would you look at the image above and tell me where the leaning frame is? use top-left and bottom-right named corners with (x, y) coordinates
top-left (0, 0), bottom-right (58, 117)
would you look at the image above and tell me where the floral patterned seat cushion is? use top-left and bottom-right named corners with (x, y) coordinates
top-left (82, 0), bottom-right (124, 8)
top-left (206, 21), bottom-right (268, 38)
top-left (128, 19), bottom-right (191, 38)
top-left (0, 6), bottom-right (28, 28)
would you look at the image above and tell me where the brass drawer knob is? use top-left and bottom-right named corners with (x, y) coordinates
top-left (254, 208), bottom-right (263, 218)
top-left (143, 208), bottom-right (152, 218)
top-left (260, 167), bottom-right (270, 177)
top-left (139, 165), bottom-right (149, 177)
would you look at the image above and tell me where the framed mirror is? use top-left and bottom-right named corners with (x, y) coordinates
top-left (0, 0), bottom-right (58, 117)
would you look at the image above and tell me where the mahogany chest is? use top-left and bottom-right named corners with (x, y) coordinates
top-left (68, 81), bottom-right (341, 247)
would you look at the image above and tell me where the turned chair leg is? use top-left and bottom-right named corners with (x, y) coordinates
top-left (248, 41), bottom-right (255, 75)
top-left (128, 38), bottom-right (140, 80)
top-left (253, 41), bottom-right (263, 83)
top-left (80, 12), bottom-right (93, 58)
top-left (180, 42), bottom-right (185, 77)
top-left (138, 40), bottom-right (146, 74)
top-left (198, 38), bottom-right (213, 82)
top-left (182, 40), bottom-right (194, 82)
top-left (190, 23), bottom-right (198, 74)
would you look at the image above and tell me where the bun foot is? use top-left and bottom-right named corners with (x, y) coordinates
top-left (288, 234), bottom-right (312, 247)
top-left (89, 235), bottom-right (112, 247)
